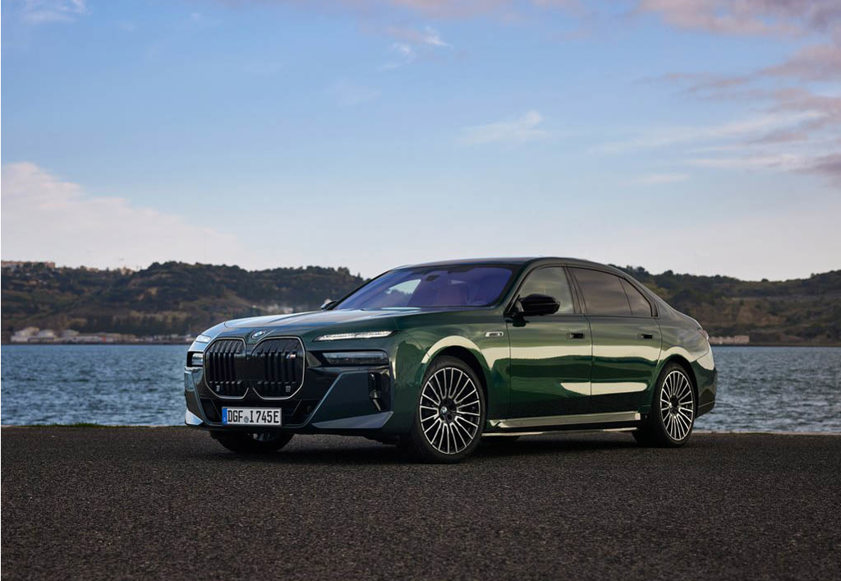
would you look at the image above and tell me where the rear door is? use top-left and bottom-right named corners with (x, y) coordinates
top-left (568, 268), bottom-right (661, 413)
top-left (506, 266), bottom-right (592, 418)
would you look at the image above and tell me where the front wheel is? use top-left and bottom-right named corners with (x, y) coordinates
top-left (634, 363), bottom-right (696, 447)
top-left (211, 430), bottom-right (293, 454)
top-left (407, 356), bottom-right (486, 463)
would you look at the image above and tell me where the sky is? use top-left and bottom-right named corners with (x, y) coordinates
top-left (2, 0), bottom-right (840, 280)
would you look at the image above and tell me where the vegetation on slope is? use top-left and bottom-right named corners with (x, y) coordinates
top-left (2, 262), bottom-right (364, 339)
top-left (621, 266), bottom-right (841, 345)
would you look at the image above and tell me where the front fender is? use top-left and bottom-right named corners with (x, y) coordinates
top-left (385, 328), bottom-right (507, 434)
top-left (420, 335), bottom-right (486, 377)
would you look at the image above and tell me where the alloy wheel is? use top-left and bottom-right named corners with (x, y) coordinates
top-left (659, 369), bottom-right (695, 441)
top-left (419, 367), bottom-right (482, 455)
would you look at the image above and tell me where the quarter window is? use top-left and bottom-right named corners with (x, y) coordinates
top-left (570, 268), bottom-right (631, 316)
top-left (518, 267), bottom-right (575, 314)
top-left (621, 279), bottom-right (653, 317)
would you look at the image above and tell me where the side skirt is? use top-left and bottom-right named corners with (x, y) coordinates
top-left (487, 411), bottom-right (641, 431)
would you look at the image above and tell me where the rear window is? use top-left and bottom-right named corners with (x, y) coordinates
top-left (570, 268), bottom-right (631, 316)
top-left (621, 279), bottom-right (653, 317)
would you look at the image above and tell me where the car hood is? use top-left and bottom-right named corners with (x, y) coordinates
top-left (223, 309), bottom-right (414, 332)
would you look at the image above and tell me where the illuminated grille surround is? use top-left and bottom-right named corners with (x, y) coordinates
top-left (203, 337), bottom-right (305, 400)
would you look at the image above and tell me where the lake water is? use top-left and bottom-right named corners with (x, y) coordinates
top-left (1, 345), bottom-right (839, 432)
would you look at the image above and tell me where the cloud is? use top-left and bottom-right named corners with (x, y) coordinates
top-left (637, 0), bottom-right (841, 37)
top-left (374, 0), bottom-right (513, 19)
top-left (328, 80), bottom-right (381, 106)
top-left (596, 112), bottom-right (817, 154)
top-left (762, 43), bottom-right (841, 82)
top-left (1, 163), bottom-right (247, 269)
top-left (770, 88), bottom-right (841, 131)
top-left (805, 153), bottom-right (841, 182)
top-left (460, 111), bottom-right (548, 145)
top-left (688, 153), bottom-right (807, 170)
top-left (666, 43), bottom-right (841, 97)
top-left (381, 25), bottom-right (451, 69)
top-left (18, 0), bottom-right (86, 24)
top-left (382, 42), bottom-right (417, 69)
top-left (688, 151), bottom-right (841, 183)
top-left (630, 173), bottom-right (690, 185)
top-left (634, 0), bottom-right (841, 187)
top-left (386, 25), bottom-right (451, 47)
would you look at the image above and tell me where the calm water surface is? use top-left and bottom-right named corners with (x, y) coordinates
top-left (1, 345), bottom-right (839, 431)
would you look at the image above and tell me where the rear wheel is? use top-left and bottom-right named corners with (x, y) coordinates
top-left (407, 356), bottom-right (486, 463)
top-left (211, 430), bottom-right (293, 454)
top-left (634, 363), bottom-right (696, 447)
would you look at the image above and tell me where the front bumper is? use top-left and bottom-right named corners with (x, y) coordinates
top-left (184, 364), bottom-right (395, 434)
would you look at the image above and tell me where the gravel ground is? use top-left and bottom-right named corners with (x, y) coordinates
top-left (2, 427), bottom-right (840, 580)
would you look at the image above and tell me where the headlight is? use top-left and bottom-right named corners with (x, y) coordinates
top-left (314, 330), bottom-right (394, 342)
top-left (321, 351), bottom-right (389, 366)
top-left (187, 352), bottom-right (204, 367)
top-left (194, 334), bottom-right (213, 343)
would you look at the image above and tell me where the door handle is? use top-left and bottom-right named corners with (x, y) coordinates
top-left (569, 332), bottom-right (585, 339)
top-left (640, 333), bottom-right (654, 340)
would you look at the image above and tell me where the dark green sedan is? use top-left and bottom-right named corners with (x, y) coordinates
top-left (184, 257), bottom-right (716, 462)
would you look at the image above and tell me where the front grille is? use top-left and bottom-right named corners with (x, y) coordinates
top-left (203, 336), bottom-right (305, 400)
top-left (251, 338), bottom-right (305, 398)
top-left (205, 339), bottom-right (246, 397)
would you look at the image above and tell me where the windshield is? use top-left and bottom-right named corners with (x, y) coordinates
top-left (334, 265), bottom-right (517, 310)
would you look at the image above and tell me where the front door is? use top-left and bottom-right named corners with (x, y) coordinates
top-left (569, 268), bottom-right (661, 413)
top-left (506, 266), bottom-right (593, 418)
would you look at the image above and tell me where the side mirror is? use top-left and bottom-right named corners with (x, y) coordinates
top-left (518, 293), bottom-right (560, 317)
top-left (321, 298), bottom-right (336, 310)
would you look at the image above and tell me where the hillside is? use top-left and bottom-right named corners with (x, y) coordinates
top-left (620, 266), bottom-right (841, 345)
top-left (1, 262), bottom-right (364, 341)
top-left (2, 261), bottom-right (840, 345)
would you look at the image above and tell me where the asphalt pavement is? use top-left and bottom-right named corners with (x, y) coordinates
top-left (2, 427), bottom-right (840, 580)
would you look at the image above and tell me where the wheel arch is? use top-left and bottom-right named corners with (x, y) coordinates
top-left (659, 354), bottom-right (699, 402)
top-left (433, 346), bottom-right (489, 403)
top-left (418, 336), bottom-right (491, 403)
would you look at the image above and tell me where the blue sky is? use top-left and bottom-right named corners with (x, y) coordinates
top-left (2, 0), bottom-right (839, 279)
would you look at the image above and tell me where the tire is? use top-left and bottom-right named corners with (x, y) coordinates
top-left (406, 356), bottom-right (486, 463)
top-left (634, 363), bottom-right (696, 447)
top-left (211, 430), bottom-right (293, 454)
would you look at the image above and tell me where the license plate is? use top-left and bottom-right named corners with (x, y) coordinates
top-left (221, 407), bottom-right (283, 426)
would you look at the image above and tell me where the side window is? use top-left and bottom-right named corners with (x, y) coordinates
top-left (518, 267), bottom-right (575, 314)
top-left (621, 279), bottom-right (653, 317)
top-left (570, 268), bottom-right (631, 316)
